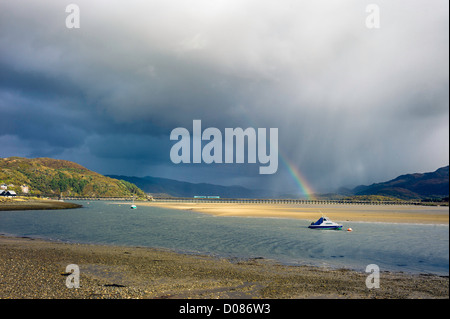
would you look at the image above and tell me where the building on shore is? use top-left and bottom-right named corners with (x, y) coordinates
top-left (0, 190), bottom-right (17, 197)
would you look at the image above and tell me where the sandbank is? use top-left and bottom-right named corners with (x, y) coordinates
top-left (140, 202), bottom-right (449, 224)
top-left (0, 198), bottom-right (82, 211)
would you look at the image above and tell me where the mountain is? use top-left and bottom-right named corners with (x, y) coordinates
top-left (4, 156), bottom-right (446, 200)
top-left (109, 166), bottom-right (450, 200)
top-left (350, 166), bottom-right (449, 200)
top-left (0, 157), bottom-right (145, 198)
top-left (106, 175), bottom-right (270, 198)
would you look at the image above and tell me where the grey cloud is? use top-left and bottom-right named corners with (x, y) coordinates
top-left (86, 134), bottom-right (171, 163)
top-left (0, 0), bottom-right (448, 193)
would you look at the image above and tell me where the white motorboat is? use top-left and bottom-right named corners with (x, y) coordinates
top-left (130, 196), bottom-right (137, 209)
top-left (308, 216), bottom-right (342, 230)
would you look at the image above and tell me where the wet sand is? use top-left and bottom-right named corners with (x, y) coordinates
top-left (0, 236), bottom-right (448, 299)
top-left (138, 202), bottom-right (449, 224)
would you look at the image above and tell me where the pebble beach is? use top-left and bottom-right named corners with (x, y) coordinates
top-left (0, 236), bottom-right (448, 299)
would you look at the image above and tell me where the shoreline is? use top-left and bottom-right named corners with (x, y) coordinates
top-left (0, 235), bottom-right (448, 299)
top-left (0, 199), bottom-right (82, 211)
top-left (134, 202), bottom-right (449, 225)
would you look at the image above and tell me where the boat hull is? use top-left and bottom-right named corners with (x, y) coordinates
top-left (308, 225), bottom-right (342, 230)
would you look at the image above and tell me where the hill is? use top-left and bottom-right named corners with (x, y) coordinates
top-left (0, 157), bottom-right (145, 198)
top-left (350, 166), bottom-right (449, 200)
top-left (106, 175), bottom-right (268, 198)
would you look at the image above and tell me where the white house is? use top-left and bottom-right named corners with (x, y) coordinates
top-left (20, 185), bottom-right (29, 194)
top-left (0, 190), bottom-right (16, 197)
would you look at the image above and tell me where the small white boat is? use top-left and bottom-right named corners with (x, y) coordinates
top-left (130, 196), bottom-right (137, 209)
top-left (308, 216), bottom-right (342, 230)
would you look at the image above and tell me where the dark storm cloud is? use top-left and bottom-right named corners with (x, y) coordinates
top-left (0, 0), bottom-right (448, 193)
top-left (0, 90), bottom-right (86, 147)
top-left (86, 133), bottom-right (171, 163)
top-left (0, 62), bottom-right (83, 99)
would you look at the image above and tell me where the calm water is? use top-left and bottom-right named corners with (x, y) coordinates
top-left (0, 201), bottom-right (448, 275)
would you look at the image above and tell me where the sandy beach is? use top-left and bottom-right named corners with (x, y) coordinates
top-left (0, 236), bottom-right (448, 299)
top-left (139, 202), bottom-right (449, 225)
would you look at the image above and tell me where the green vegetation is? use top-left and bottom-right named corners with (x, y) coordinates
top-left (0, 157), bottom-right (146, 198)
top-left (420, 197), bottom-right (449, 206)
top-left (342, 195), bottom-right (405, 202)
top-left (339, 194), bottom-right (448, 206)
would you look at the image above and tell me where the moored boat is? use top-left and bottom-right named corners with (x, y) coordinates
top-left (308, 216), bottom-right (342, 230)
top-left (130, 196), bottom-right (137, 209)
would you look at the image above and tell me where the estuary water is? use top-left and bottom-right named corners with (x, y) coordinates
top-left (0, 201), bottom-right (448, 275)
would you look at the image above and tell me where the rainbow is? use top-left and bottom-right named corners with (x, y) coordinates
top-left (279, 153), bottom-right (316, 200)
top-left (207, 112), bottom-right (316, 199)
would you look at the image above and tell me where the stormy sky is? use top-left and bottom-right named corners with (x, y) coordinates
top-left (0, 0), bottom-right (448, 195)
